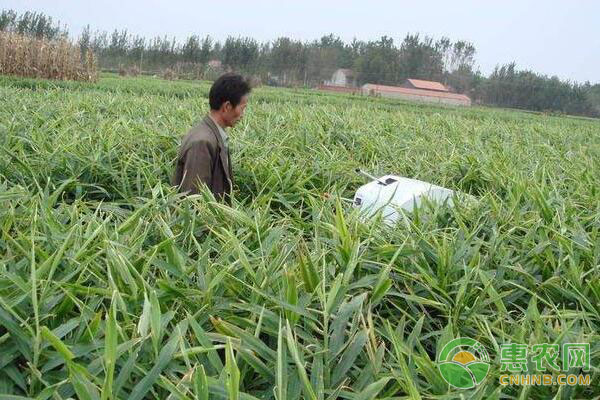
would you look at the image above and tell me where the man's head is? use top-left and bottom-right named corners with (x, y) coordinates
top-left (209, 73), bottom-right (251, 128)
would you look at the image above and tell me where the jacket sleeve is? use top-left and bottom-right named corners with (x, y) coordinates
top-left (179, 140), bottom-right (214, 195)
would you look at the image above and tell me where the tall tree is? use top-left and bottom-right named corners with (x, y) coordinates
top-left (354, 36), bottom-right (400, 85)
top-left (182, 35), bottom-right (201, 63)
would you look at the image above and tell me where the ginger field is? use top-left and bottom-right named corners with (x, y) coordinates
top-left (0, 74), bottom-right (599, 399)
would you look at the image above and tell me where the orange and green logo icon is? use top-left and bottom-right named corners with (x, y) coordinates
top-left (438, 337), bottom-right (490, 389)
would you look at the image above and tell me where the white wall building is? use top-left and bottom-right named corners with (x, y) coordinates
top-left (325, 68), bottom-right (355, 87)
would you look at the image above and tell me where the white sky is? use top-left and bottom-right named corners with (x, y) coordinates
top-left (3, 0), bottom-right (599, 83)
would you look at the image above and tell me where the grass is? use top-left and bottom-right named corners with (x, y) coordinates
top-left (0, 73), bottom-right (599, 399)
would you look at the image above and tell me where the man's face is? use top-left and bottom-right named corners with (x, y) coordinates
top-left (222, 95), bottom-right (249, 128)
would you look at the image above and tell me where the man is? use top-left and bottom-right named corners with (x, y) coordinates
top-left (172, 73), bottom-right (251, 202)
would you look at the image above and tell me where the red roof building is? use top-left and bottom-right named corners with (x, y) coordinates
top-left (362, 83), bottom-right (471, 106)
top-left (402, 78), bottom-right (449, 92)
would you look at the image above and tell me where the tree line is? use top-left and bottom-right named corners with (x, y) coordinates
top-left (1, 8), bottom-right (599, 117)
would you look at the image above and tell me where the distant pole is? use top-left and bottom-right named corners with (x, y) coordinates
top-left (139, 50), bottom-right (143, 72)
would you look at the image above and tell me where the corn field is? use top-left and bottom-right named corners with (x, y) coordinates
top-left (0, 74), bottom-right (599, 399)
top-left (0, 32), bottom-right (98, 82)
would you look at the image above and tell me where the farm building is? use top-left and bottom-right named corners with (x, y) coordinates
top-left (207, 59), bottom-right (222, 69)
top-left (316, 84), bottom-right (360, 94)
top-left (401, 78), bottom-right (449, 92)
top-left (325, 68), bottom-right (356, 87)
top-left (362, 82), bottom-right (471, 106)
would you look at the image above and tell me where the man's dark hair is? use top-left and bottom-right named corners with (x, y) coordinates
top-left (209, 73), bottom-right (251, 110)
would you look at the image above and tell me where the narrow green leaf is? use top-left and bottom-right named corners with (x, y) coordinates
top-left (137, 291), bottom-right (151, 338)
top-left (225, 338), bottom-right (240, 400)
top-left (355, 377), bottom-right (392, 400)
top-left (310, 352), bottom-right (324, 400)
top-left (68, 361), bottom-right (101, 400)
top-left (330, 293), bottom-right (366, 358)
top-left (276, 319), bottom-right (287, 400)
top-left (128, 322), bottom-right (186, 400)
top-left (371, 263), bottom-right (392, 306)
top-left (325, 274), bottom-right (344, 315)
top-left (189, 316), bottom-right (223, 373)
top-left (149, 288), bottom-right (161, 357)
top-left (194, 365), bottom-right (209, 400)
top-left (331, 330), bottom-right (368, 386)
top-left (285, 320), bottom-right (317, 400)
top-left (41, 326), bottom-right (74, 361)
top-left (101, 297), bottom-right (118, 400)
top-left (297, 241), bottom-right (319, 293)
top-left (285, 270), bottom-right (299, 325)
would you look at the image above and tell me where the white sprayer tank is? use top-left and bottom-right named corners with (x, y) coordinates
top-left (352, 174), bottom-right (458, 225)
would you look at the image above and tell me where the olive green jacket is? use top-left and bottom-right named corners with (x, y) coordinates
top-left (171, 115), bottom-right (233, 201)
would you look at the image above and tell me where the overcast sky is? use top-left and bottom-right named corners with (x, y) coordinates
top-left (4, 0), bottom-right (599, 83)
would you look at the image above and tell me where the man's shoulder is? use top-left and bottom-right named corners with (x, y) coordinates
top-left (189, 116), bottom-right (218, 139)
top-left (181, 117), bottom-right (218, 150)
